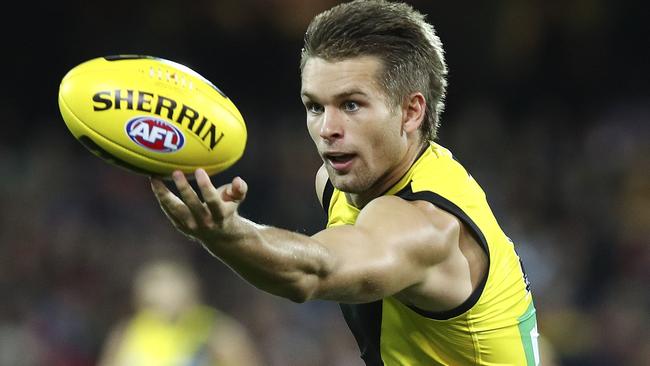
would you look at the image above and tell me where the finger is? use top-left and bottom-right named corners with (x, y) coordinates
top-left (172, 170), bottom-right (210, 223)
top-left (150, 177), bottom-right (197, 231)
top-left (195, 168), bottom-right (226, 220)
top-left (195, 168), bottom-right (220, 201)
top-left (225, 176), bottom-right (248, 203)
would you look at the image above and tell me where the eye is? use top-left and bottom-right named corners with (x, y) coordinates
top-left (305, 102), bottom-right (324, 114)
top-left (342, 101), bottom-right (360, 112)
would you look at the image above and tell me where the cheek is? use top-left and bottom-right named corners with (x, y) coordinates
top-left (306, 120), bottom-right (320, 142)
top-left (366, 121), bottom-right (404, 163)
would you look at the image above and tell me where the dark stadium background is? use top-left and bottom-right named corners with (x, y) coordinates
top-left (1, 1), bottom-right (647, 365)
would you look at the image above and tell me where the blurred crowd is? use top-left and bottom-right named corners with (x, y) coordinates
top-left (1, 0), bottom-right (648, 365)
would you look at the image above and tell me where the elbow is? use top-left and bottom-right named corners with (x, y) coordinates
top-left (271, 266), bottom-right (330, 303)
top-left (273, 284), bottom-right (311, 304)
top-left (287, 292), bottom-right (309, 304)
top-left (283, 274), bottom-right (321, 303)
top-left (253, 278), bottom-right (312, 303)
top-left (250, 278), bottom-right (314, 303)
top-left (284, 251), bottom-right (335, 303)
top-left (269, 247), bottom-right (335, 303)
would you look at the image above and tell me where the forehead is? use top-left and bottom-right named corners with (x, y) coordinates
top-left (301, 56), bottom-right (384, 99)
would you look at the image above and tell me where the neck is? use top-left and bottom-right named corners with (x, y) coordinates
top-left (346, 141), bottom-right (426, 208)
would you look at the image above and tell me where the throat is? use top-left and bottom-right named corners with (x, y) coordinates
top-left (345, 171), bottom-right (403, 208)
top-left (346, 143), bottom-right (427, 208)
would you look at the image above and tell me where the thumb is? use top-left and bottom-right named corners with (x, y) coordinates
top-left (223, 176), bottom-right (248, 203)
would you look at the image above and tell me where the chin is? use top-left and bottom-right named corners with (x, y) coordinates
top-left (329, 172), bottom-right (372, 194)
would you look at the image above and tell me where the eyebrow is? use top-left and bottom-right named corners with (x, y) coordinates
top-left (301, 89), bottom-right (369, 101)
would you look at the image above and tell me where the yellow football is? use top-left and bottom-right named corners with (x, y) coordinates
top-left (58, 55), bottom-right (246, 177)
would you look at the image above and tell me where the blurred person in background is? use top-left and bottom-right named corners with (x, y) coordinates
top-left (97, 259), bottom-right (260, 366)
top-left (0, 0), bottom-right (645, 365)
top-left (151, 1), bottom-right (541, 365)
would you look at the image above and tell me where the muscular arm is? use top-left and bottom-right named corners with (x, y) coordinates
top-left (151, 169), bottom-right (463, 305)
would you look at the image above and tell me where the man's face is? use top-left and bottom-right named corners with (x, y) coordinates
top-left (301, 56), bottom-right (409, 194)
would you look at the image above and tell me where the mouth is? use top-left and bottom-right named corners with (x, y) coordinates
top-left (323, 152), bottom-right (357, 172)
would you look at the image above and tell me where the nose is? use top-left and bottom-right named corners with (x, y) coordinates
top-left (319, 107), bottom-right (344, 142)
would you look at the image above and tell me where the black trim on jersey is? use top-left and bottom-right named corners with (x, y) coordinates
top-left (408, 264), bottom-right (488, 320)
top-left (322, 179), bottom-right (335, 215)
top-left (340, 301), bottom-right (385, 366)
top-left (322, 142), bottom-right (429, 215)
top-left (376, 143), bottom-right (430, 198)
top-left (325, 178), bottom-right (384, 365)
top-left (327, 145), bottom-right (482, 363)
top-left (395, 184), bottom-right (490, 320)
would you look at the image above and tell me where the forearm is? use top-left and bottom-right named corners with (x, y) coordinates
top-left (200, 215), bottom-right (334, 302)
top-left (151, 172), bottom-right (335, 302)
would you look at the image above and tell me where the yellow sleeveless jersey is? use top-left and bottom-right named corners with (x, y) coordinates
top-left (111, 305), bottom-right (219, 366)
top-left (323, 142), bottom-right (539, 366)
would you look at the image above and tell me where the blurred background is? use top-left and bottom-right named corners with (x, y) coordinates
top-left (0, 0), bottom-right (648, 365)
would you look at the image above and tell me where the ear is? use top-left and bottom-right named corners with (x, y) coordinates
top-left (401, 92), bottom-right (426, 134)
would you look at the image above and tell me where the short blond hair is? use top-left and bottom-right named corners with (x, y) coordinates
top-left (301, 0), bottom-right (448, 141)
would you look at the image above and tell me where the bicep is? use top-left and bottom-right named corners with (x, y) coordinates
top-left (310, 196), bottom-right (457, 303)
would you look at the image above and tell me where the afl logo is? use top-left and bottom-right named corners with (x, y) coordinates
top-left (125, 117), bottom-right (185, 153)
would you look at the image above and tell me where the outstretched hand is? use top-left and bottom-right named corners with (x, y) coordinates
top-left (150, 169), bottom-right (248, 242)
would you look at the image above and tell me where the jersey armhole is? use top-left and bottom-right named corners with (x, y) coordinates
top-left (395, 183), bottom-right (490, 320)
top-left (321, 179), bottom-right (334, 217)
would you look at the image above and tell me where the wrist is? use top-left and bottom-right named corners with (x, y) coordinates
top-left (200, 214), bottom-right (255, 252)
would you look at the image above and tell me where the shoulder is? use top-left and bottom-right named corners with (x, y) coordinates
top-left (314, 164), bottom-right (331, 209)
